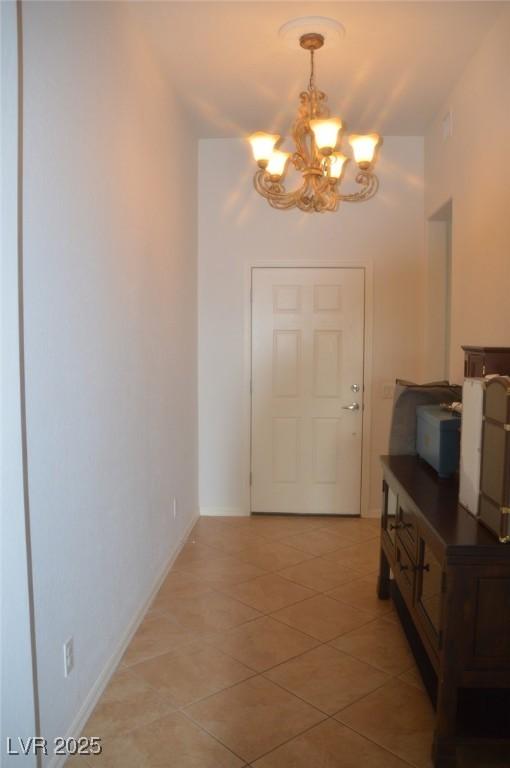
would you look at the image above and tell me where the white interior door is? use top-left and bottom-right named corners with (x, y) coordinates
top-left (251, 267), bottom-right (365, 515)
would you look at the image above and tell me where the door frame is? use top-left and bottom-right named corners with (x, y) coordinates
top-left (244, 258), bottom-right (374, 518)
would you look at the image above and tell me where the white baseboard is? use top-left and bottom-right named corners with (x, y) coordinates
top-left (48, 511), bottom-right (199, 768)
top-left (200, 506), bottom-right (248, 517)
top-left (201, 507), bottom-right (381, 519)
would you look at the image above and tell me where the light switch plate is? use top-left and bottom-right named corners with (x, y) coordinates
top-left (382, 382), bottom-right (394, 400)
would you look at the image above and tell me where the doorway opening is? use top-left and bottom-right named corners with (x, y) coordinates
top-left (426, 200), bottom-right (452, 380)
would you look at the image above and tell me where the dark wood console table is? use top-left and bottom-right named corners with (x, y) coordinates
top-left (378, 455), bottom-right (510, 768)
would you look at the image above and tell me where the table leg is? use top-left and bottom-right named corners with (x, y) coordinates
top-left (377, 545), bottom-right (391, 599)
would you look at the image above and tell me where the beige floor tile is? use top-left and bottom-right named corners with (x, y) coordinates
top-left (316, 517), bottom-right (381, 540)
top-left (121, 613), bottom-right (201, 667)
top-left (187, 521), bottom-right (232, 543)
top-left (265, 644), bottom-right (389, 715)
top-left (188, 528), bottom-right (269, 555)
top-left (83, 669), bottom-right (176, 738)
top-left (162, 590), bottom-right (261, 634)
top-left (129, 645), bottom-right (254, 707)
top-left (237, 516), bottom-right (326, 540)
top-left (271, 594), bottom-right (375, 642)
top-left (336, 678), bottom-right (435, 768)
top-left (150, 571), bottom-right (214, 612)
top-left (173, 542), bottom-right (226, 569)
top-left (90, 711), bottom-right (243, 767)
top-left (154, 569), bottom-right (202, 596)
top-left (330, 617), bottom-right (414, 675)
top-left (252, 718), bottom-right (412, 768)
top-left (219, 574), bottom-right (316, 613)
top-left (327, 575), bottom-right (397, 617)
top-left (174, 555), bottom-right (268, 589)
top-left (383, 608), bottom-right (402, 625)
top-left (398, 664), bottom-right (427, 692)
top-left (150, 585), bottom-right (215, 613)
top-left (323, 540), bottom-right (382, 573)
top-left (236, 540), bottom-right (313, 572)
top-left (184, 676), bottom-right (325, 763)
top-left (189, 517), bottom-right (236, 535)
top-left (208, 616), bottom-right (319, 672)
top-left (278, 529), bottom-right (356, 556)
top-left (278, 557), bottom-right (361, 593)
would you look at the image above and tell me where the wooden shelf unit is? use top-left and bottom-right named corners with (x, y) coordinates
top-left (378, 455), bottom-right (510, 768)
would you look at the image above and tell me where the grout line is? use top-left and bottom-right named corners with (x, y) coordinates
top-left (246, 716), bottom-right (333, 765)
top-left (256, 672), bottom-right (332, 717)
top-left (179, 706), bottom-right (254, 764)
top-left (181, 688), bottom-right (328, 765)
top-left (329, 674), bottom-right (394, 716)
top-left (243, 714), bottom-right (408, 767)
top-left (212, 583), bottom-right (321, 615)
top-left (332, 719), bottom-right (421, 768)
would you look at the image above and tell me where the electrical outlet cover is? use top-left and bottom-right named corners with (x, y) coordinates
top-left (64, 637), bottom-right (74, 677)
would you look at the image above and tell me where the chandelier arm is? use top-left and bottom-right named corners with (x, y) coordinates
top-left (291, 151), bottom-right (307, 172)
top-left (335, 172), bottom-right (379, 203)
top-left (253, 169), bottom-right (308, 210)
top-left (311, 173), bottom-right (338, 212)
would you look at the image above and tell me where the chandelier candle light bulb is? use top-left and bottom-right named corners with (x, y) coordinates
top-left (348, 133), bottom-right (380, 170)
top-left (328, 152), bottom-right (349, 180)
top-left (266, 150), bottom-right (291, 179)
top-left (249, 132), bottom-right (280, 168)
top-left (309, 118), bottom-right (342, 155)
top-left (248, 28), bottom-right (381, 213)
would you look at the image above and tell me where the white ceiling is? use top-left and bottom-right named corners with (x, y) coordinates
top-left (134, 1), bottom-right (504, 137)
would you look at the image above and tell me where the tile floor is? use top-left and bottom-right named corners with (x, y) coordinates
top-left (70, 515), bottom-right (500, 767)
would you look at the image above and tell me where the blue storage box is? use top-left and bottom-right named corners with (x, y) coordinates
top-left (416, 405), bottom-right (461, 478)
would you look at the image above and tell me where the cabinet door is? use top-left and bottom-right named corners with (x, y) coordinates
top-left (397, 502), bottom-right (418, 561)
top-left (395, 541), bottom-right (414, 606)
top-left (415, 537), bottom-right (444, 651)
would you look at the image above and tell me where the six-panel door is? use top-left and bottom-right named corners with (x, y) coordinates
top-left (251, 267), bottom-right (365, 514)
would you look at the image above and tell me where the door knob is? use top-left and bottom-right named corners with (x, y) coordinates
top-left (342, 402), bottom-right (360, 411)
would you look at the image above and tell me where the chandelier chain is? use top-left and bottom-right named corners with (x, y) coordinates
top-left (309, 49), bottom-right (315, 91)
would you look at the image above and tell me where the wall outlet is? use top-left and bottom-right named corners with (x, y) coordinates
top-left (172, 497), bottom-right (177, 521)
top-left (63, 637), bottom-right (74, 677)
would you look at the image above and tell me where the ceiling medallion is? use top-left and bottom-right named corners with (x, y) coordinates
top-left (248, 30), bottom-right (381, 213)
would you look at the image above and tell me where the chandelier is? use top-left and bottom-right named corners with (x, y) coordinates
top-left (248, 32), bottom-right (381, 213)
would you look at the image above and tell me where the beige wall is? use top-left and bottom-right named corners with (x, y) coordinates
top-left (22, 1), bottom-right (198, 757)
top-left (425, 5), bottom-right (510, 383)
